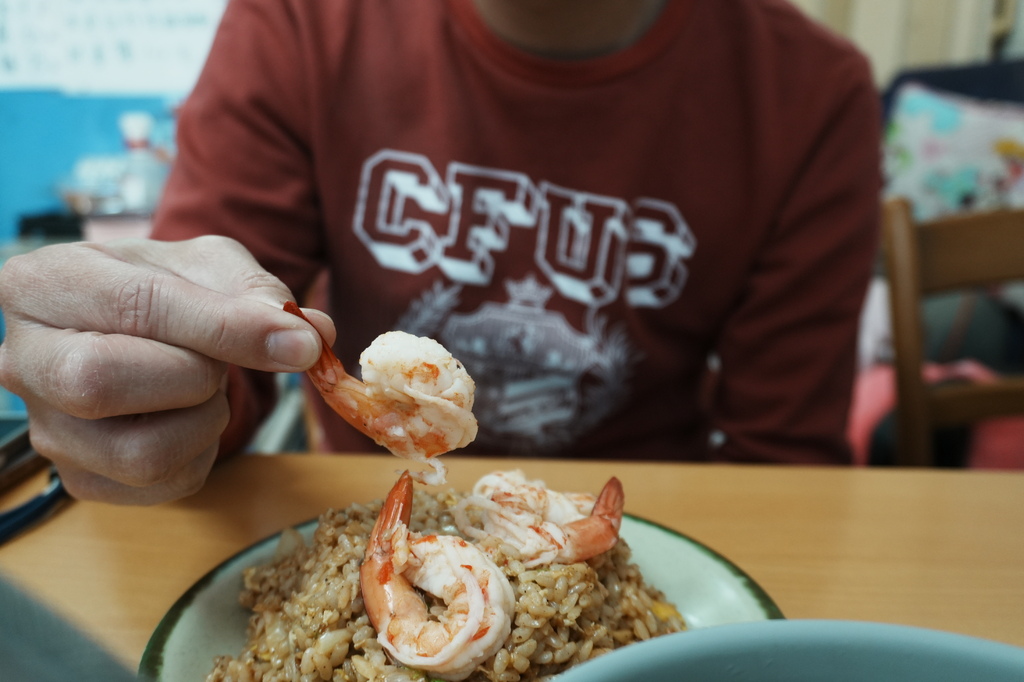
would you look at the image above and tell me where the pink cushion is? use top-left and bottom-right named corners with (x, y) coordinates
top-left (848, 361), bottom-right (1024, 468)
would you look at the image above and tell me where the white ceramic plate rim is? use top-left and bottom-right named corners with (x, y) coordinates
top-left (139, 514), bottom-right (783, 681)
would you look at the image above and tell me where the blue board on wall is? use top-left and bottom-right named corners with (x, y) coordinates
top-left (0, 90), bottom-right (177, 243)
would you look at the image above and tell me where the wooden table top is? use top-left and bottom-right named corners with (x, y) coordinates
top-left (2, 453), bottom-right (1023, 669)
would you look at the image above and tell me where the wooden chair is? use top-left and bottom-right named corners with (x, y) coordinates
top-left (882, 197), bottom-right (1024, 466)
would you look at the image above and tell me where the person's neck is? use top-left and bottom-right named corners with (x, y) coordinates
top-left (470, 0), bottom-right (668, 60)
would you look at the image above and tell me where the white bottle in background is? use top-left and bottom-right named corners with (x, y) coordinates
top-left (118, 112), bottom-right (167, 214)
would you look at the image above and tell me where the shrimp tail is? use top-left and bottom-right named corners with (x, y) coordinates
top-left (593, 476), bottom-right (624, 533)
top-left (369, 470), bottom-right (414, 549)
top-left (362, 471), bottom-right (414, 630)
top-left (283, 301), bottom-right (345, 380)
top-left (283, 301), bottom-right (382, 440)
top-left (557, 476), bottom-right (624, 563)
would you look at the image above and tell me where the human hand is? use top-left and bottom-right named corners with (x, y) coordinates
top-left (0, 236), bottom-right (330, 504)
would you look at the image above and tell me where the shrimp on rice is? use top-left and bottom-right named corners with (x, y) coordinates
top-left (453, 470), bottom-right (625, 568)
top-left (360, 471), bottom-right (516, 681)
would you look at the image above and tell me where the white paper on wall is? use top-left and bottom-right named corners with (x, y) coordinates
top-left (0, 0), bottom-right (227, 96)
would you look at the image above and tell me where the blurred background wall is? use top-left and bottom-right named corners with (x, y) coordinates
top-left (0, 0), bottom-right (228, 244)
top-left (791, 0), bottom-right (1018, 86)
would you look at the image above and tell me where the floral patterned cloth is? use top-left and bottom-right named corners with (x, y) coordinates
top-left (885, 82), bottom-right (1024, 220)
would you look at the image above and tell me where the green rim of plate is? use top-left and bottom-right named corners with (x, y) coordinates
top-left (138, 513), bottom-right (784, 679)
top-left (138, 518), bottom-right (319, 680)
top-left (625, 514), bottom-right (785, 621)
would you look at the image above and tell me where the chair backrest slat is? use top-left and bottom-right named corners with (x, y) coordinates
top-left (882, 197), bottom-right (1024, 466)
top-left (918, 213), bottom-right (1024, 293)
top-left (929, 378), bottom-right (1024, 427)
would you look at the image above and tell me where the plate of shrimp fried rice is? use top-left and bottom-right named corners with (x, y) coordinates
top-left (141, 472), bottom-right (782, 682)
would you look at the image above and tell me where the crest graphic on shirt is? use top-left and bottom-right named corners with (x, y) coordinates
top-left (397, 275), bottom-right (636, 454)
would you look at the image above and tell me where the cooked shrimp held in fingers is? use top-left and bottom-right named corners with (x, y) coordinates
top-left (360, 471), bottom-right (515, 681)
top-left (284, 302), bottom-right (477, 485)
top-left (453, 470), bottom-right (625, 567)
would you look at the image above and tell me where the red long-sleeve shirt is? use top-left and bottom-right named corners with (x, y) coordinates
top-left (153, 0), bottom-right (882, 464)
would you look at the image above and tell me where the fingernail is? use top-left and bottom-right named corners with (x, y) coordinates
top-left (267, 330), bottom-right (319, 369)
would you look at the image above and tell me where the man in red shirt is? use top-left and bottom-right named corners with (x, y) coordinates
top-left (0, 0), bottom-right (881, 504)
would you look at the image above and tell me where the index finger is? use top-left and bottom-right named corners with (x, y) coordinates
top-left (0, 237), bottom-right (321, 372)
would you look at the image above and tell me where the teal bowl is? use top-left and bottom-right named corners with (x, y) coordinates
top-left (557, 620), bottom-right (1024, 681)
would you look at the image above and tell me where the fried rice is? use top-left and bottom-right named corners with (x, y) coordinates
top-left (206, 487), bottom-right (686, 682)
